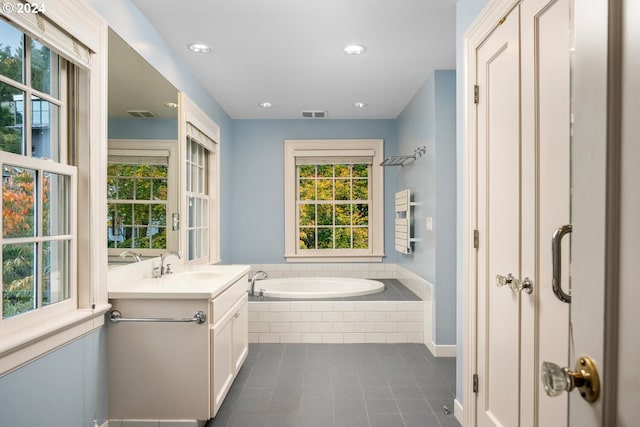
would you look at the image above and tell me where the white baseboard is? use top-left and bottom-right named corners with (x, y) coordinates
top-left (426, 342), bottom-right (457, 357)
top-left (454, 398), bottom-right (463, 425)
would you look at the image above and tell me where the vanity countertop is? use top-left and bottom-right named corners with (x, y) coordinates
top-left (108, 264), bottom-right (250, 300)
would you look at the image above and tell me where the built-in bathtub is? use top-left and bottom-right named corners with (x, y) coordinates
top-left (254, 277), bottom-right (385, 299)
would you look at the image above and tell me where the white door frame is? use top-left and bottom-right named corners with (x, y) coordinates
top-left (462, 1), bottom-right (522, 425)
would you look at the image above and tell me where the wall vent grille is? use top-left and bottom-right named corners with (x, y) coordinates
top-left (126, 110), bottom-right (158, 118)
top-left (301, 110), bottom-right (327, 118)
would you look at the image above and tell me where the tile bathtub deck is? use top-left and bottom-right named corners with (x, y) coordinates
top-left (248, 279), bottom-right (422, 302)
top-left (207, 343), bottom-right (460, 427)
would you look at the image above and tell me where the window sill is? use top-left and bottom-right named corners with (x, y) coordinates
top-left (0, 304), bottom-right (111, 376)
top-left (284, 254), bottom-right (385, 263)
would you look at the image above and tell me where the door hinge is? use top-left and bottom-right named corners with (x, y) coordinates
top-left (473, 374), bottom-right (479, 393)
top-left (473, 229), bottom-right (479, 249)
top-left (474, 85), bottom-right (479, 104)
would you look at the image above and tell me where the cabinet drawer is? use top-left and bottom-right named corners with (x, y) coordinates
top-left (211, 274), bottom-right (247, 324)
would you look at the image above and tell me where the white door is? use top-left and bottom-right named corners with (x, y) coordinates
top-left (471, 0), bottom-right (572, 426)
top-left (520, 0), bottom-right (571, 426)
top-left (475, 6), bottom-right (521, 427)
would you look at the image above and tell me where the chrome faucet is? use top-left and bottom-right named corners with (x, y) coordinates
top-left (155, 251), bottom-right (181, 277)
top-left (249, 271), bottom-right (268, 296)
top-left (119, 251), bottom-right (141, 262)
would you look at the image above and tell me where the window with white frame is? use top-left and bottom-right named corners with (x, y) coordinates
top-left (185, 132), bottom-right (218, 263)
top-left (284, 139), bottom-right (385, 262)
top-left (0, 17), bottom-right (77, 327)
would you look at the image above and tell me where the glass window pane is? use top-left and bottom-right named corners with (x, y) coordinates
top-left (133, 204), bottom-right (149, 226)
top-left (317, 165), bottom-right (333, 177)
top-left (299, 165), bottom-right (316, 178)
top-left (353, 164), bottom-right (368, 177)
top-left (152, 178), bottom-right (167, 200)
top-left (117, 178), bottom-right (134, 199)
top-left (0, 21), bottom-right (24, 83)
top-left (117, 164), bottom-right (135, 177)
top-left (335, 228), bottom-right (351, 249)
top-left (354, 204), bottom-right (369, 225)
top-left (3, 243), bottom-right (36, 319)
top-left (107, 176), bottom-right (117, 199)
top-left (353, 228), bottom-right (368, 249)
top-left (353, 178), bottom-right (368, 200)
top-left (202, 199), bottom-right (208, 227)
top-left (334, 164), bottom-right (350, 177)
top-left (2, 166), bottom-right (36, 238)
top-left (195, 197), bottom-right (202, 227)
top-left (298, 179), bottom-right (315, 200)
top-left (43, 172), bottom-right (70, 236)
top-left (188, 197), bottom-right (195, 227)
top-left (299, 228), bottom-right (315, 249)
top-left (132, 227), bottom-right (149, 248)
top-left (317, 179), bottom-right (333, 200)
top-left (317, 203), bottom-right (333, 225)
top-left (31, 40), bottom-right (59, 97)
top-left (42, 240), bottom-right (69, 306)
top-left (31, 97), bottom-right (60, 161)
top-left (150, 227), bottom-right (166, 249)
top-left (135, 177), bottom-right (151, 200)
top-left (150, 204), bottom-right (166, 226)
top-left (335, 204), bottom-right (351, 226)
top-left (299, 204), bottom-right (315, 226)
top-left (335, 179), bottom-right (351, 200)
top-left (317, 227), bottom-right (333, 249)
top-left (0, 82), bottom-right (25, 155)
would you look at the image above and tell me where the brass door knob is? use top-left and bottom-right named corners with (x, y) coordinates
top-left (542, 356), bottom-right (600, 402)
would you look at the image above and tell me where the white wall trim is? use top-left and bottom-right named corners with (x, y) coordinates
top-left (454, 398), bottom-right (464, 426)
top-left (426, 342), bottom-right (457, 358)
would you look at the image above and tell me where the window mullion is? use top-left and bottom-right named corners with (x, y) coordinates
top-left (24, 36), bottom-right (32, 158)
top-left (36, 167), bottom-right (43, 309)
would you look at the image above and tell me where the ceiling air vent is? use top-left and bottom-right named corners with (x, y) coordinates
top-left (126, 110), bottom-right (158, 118)
top-left (301, 110), bottom-right (328, 119)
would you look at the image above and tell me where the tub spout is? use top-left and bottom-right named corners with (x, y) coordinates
top-left (250, 271), bottom-right (268, 296)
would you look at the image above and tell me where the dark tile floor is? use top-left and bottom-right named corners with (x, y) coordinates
top-left (248, 279), bottom-right (422, 302)
top-left (207, 343), bottom-right (460, 427)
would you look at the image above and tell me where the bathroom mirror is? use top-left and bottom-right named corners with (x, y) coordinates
top-left (107, 28), bottom-right (179, 268)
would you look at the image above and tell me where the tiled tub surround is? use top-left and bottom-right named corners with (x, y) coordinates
top-left (249, 278), bottom-right (425, 344)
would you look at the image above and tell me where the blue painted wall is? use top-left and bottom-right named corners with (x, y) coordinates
top-left (108, 118), bottom-right (178, 140)
top-left (396, 70), bottom-right (457, 346)
top-left (0, 329), bottom-right (108, 427)
top-left (228, 119), bottom-right (399, 264)
top-left (455, 0), bottom-right (490, 406)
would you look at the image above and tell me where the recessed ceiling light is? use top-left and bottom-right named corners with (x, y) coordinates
top-left (259, 102), bottom-right (273, 108)
top-left (343, 44), bottom-right (366, 55)
top-left (188, 43), bottom-right (212, 53)
top-left (353, 102), bottom-right (368, 108)
top-left (164, 102), bottom-right (179, 108)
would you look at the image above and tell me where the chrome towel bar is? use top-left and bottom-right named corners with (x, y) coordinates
top-left (109, 310), bottom-right (207, 324)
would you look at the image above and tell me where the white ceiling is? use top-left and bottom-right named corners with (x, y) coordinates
top-left (129, 0), bottom-right (457, 120)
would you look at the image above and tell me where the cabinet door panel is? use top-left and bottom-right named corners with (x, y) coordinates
top-left (211, 308), bottom-right (234, 417)
top-left (232, 295), bottom-right (249, 373)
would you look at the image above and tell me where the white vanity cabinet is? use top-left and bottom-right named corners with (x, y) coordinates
top-left (107, 267), bottom-right (249, 422)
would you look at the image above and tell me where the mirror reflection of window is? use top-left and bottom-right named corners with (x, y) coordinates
top-left (106, 141), bottom-right (178, 260)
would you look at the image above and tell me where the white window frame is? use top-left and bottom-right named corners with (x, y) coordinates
top-left (179, 93), bottom-right (220, 265)
top-left (107, 139), bottom-right (179, 260)
top-left (284, 139), bottom-right (385, 262)
top-left (0, 0), bottom-right (108, 376)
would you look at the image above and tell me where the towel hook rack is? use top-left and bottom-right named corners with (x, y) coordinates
top-left (380, 146), bottom-right (427, 167)
top-left (109, 310), bottom-right (207, 325)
